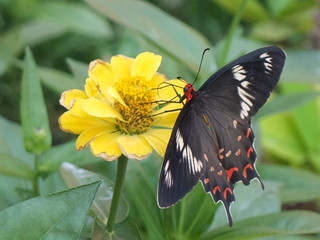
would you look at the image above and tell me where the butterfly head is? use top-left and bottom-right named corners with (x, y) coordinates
top-left (184, 83), bottom-right (196, 102)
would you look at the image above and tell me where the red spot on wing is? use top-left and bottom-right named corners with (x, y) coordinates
top-left (204, 178), bottom-right (210, 184)
top-left (247, 147), bottom-right (254, 158)
top-left (218, 154), bottom-right (224, 159)
top-left (218, 170), bottom-right (223, 176)
top-left (210, 167), bottom-right (215, 172)
top-left (226, 167), bottom-right (239, 182)
top-left (246, 128), bottom-right (252, 138)
top-left (223, 187), bottom-right (233, 200)
top-left (213, 186), bottom-right (220, 194)
top-left (225, 150), bottom-right (232, 158)
top-left (243, 163), bottom-right (254, 178)
top-left (237, 135), bottom-right (242, 141)
top-left (235, 149), bottom-right (241, 156)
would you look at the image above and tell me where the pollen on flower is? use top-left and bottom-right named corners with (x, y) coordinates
top-left (114, 77), bottom-right (156, 134)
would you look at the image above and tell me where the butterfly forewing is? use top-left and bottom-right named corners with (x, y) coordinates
top-left (158, 46), bottom-right (286, 226)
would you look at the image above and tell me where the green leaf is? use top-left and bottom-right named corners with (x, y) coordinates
top-left (66, 58), bottom-right (88, 86)
top-left (260, 113), bottom-right (306, 165)
top-left (38, 1), bottom-right (112, 38)
top-left (0, 153), bottom-right (34, 179)
top-left (213, 0), bottom-right (270, 22)
top-left (202, 210), bottom-right (320, 240)
top-left (39, 140), bottom-right (100, 173)
top-left (259, 164), bottom-right (320, 203)
top-left (0, 181), bottom-right (101, 240)
top-left (20, 47), bottom-right (52, 153)
top-left (60, 163), bottom-right (129, 225)
top-left (38, 66), bottom-right (79, 94)
top-left (282, 49), bottom-right (320, 84)
top-left (85, 0), bottom-right (216, 74)
top-left (211, 180), bottom-right (281, 229)
top-left (255, 91), bottom-right (320, 119)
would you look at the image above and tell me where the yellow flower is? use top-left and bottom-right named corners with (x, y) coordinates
top-left (59, 52), bottom-right (184, 160)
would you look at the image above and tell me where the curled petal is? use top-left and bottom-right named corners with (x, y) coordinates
top-left (141, 128), bottom-right (172, 157)
top-left (132, 52), bottom-right (162, 81)
top-left (117, 135), bottom-right (153, 160)
top-left (60, 89), bottom-right (87, 109)
top-left (59, 112), bottom-right (101, 134)
top-left (76, 123), bottom-right (114, 150)
top-left (111, 55), bottom-right (133, 81)
top-left (82, 98), bottom-right (124, 121)
top-left (90, 132), bottom-right (123, 161)
top-left (108, 87), bottom-right (128, 107)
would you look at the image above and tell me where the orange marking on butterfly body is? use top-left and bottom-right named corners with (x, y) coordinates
top-left (226, 167), bottom-right (239, 182)
top-left (243, 163), bottom-right (254, 178)
top-left (204, 178), bottom-right (210, 184)
top-left (247, 147), bottom-right (254, 158)
top-left (223, 187), bottom-right (233, 199)
top-left (213, 186), bottom-right (220, 194)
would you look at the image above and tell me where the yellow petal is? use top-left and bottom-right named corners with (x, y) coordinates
top-left (76, 123), bottom-right (114, 150)
top-left (153, 111), bottom-right (180, 128)
top-left (68, 98), bottom-right (92, 118)
top-left (82, 98), bottom-right (124, 121)
top-left (90, 131), bottom-right (123, 161)
top-left (131, 52), bottom-right (162, 81)
top-left (88, 59), bottom-right (115, 88)
top-left (59, 89), bottom-right (87, 109)
top-left (141, 128), bottom-right (172, 157)
top-left (117, 135), bottom-right (153, 160)
top-left (156, 78), bottom-right (186, 102)
top-left (111, 55), bottom-right (133, 81)
top-left (58, 112), bottom-right (101, 134)
top-left (153, 102), bottom-right (182, 117)
top-left (107, 87), bottom-right (128, 107)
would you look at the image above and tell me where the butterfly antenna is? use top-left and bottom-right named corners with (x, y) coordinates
top-left (191, 48), bottom-right (210, 86)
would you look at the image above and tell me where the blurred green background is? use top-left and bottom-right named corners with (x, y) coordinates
top-left (0, 0), bottom-right (320, 239)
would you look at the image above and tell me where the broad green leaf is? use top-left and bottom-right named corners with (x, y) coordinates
top-left (37, 1), bottom-right (112, 38)
top-left (20, 47), bottom-right (52, 153)
top-left (85, 0), bottom-right (216, 74)
top-left (260, 113), bottom-right (306, 165)
top-left (38, 66), bottom-right (79, 94)
top-left (282, 49), bottom-right (320, 84)
top-left (211, 180), bottom-right (281, 229)
top-left (0, 153), bottom-right (34, 179)
top-left (202, 210), bottom-right (320, 240)
top-left (60, 163), bottom-right (128, 225)
top-left (0, 181), bottom-right (101, 240)
top-left (255, 91), bottom-right (320, 119)
top-left (251, 21), bottom-right (295, 42)
top-left (213, 0), bottom-right (269, 22)
top-left (66, 58), bottom-right (88, 86)
top-left (39, 140), bottom-right (100, 173)
top-left (259, 164), bottom-right (320, 203)
top-left (0, 116), bottom-right (33, 165)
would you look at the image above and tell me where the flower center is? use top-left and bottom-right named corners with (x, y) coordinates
top-left (114, 77), bottom-right (156, 134)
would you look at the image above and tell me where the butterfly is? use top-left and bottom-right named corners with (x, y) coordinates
top-left (157, 46), bottom-right (286, 226)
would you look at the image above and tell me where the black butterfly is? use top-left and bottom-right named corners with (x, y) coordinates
top-left (157, 46), bottom-right (286, 226)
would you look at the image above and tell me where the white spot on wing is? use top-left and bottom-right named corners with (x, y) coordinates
top-left (176, 129), bottom-right (184, 151)
top-left (260, 52), bottom-right (269, 58)
top-left (182, 144), bottom-right (203, 175)
top-left (232, 65), bottom-right (246, 81)
top-left (264, 62), bottom-right (272, 71)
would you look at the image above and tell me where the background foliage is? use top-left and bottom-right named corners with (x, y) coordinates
top-left (0, 0), bottom-right (320, 239)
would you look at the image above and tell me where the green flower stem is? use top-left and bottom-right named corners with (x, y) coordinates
top-left (218, 0), bottom-right (249, 67)
top-left (32, 153), bottom-right (40, 196)
top-left (106, 155), bottom-right (128, 233)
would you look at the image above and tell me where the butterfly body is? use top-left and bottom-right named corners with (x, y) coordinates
top-left (157, 46), bottom-right (286, 226)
